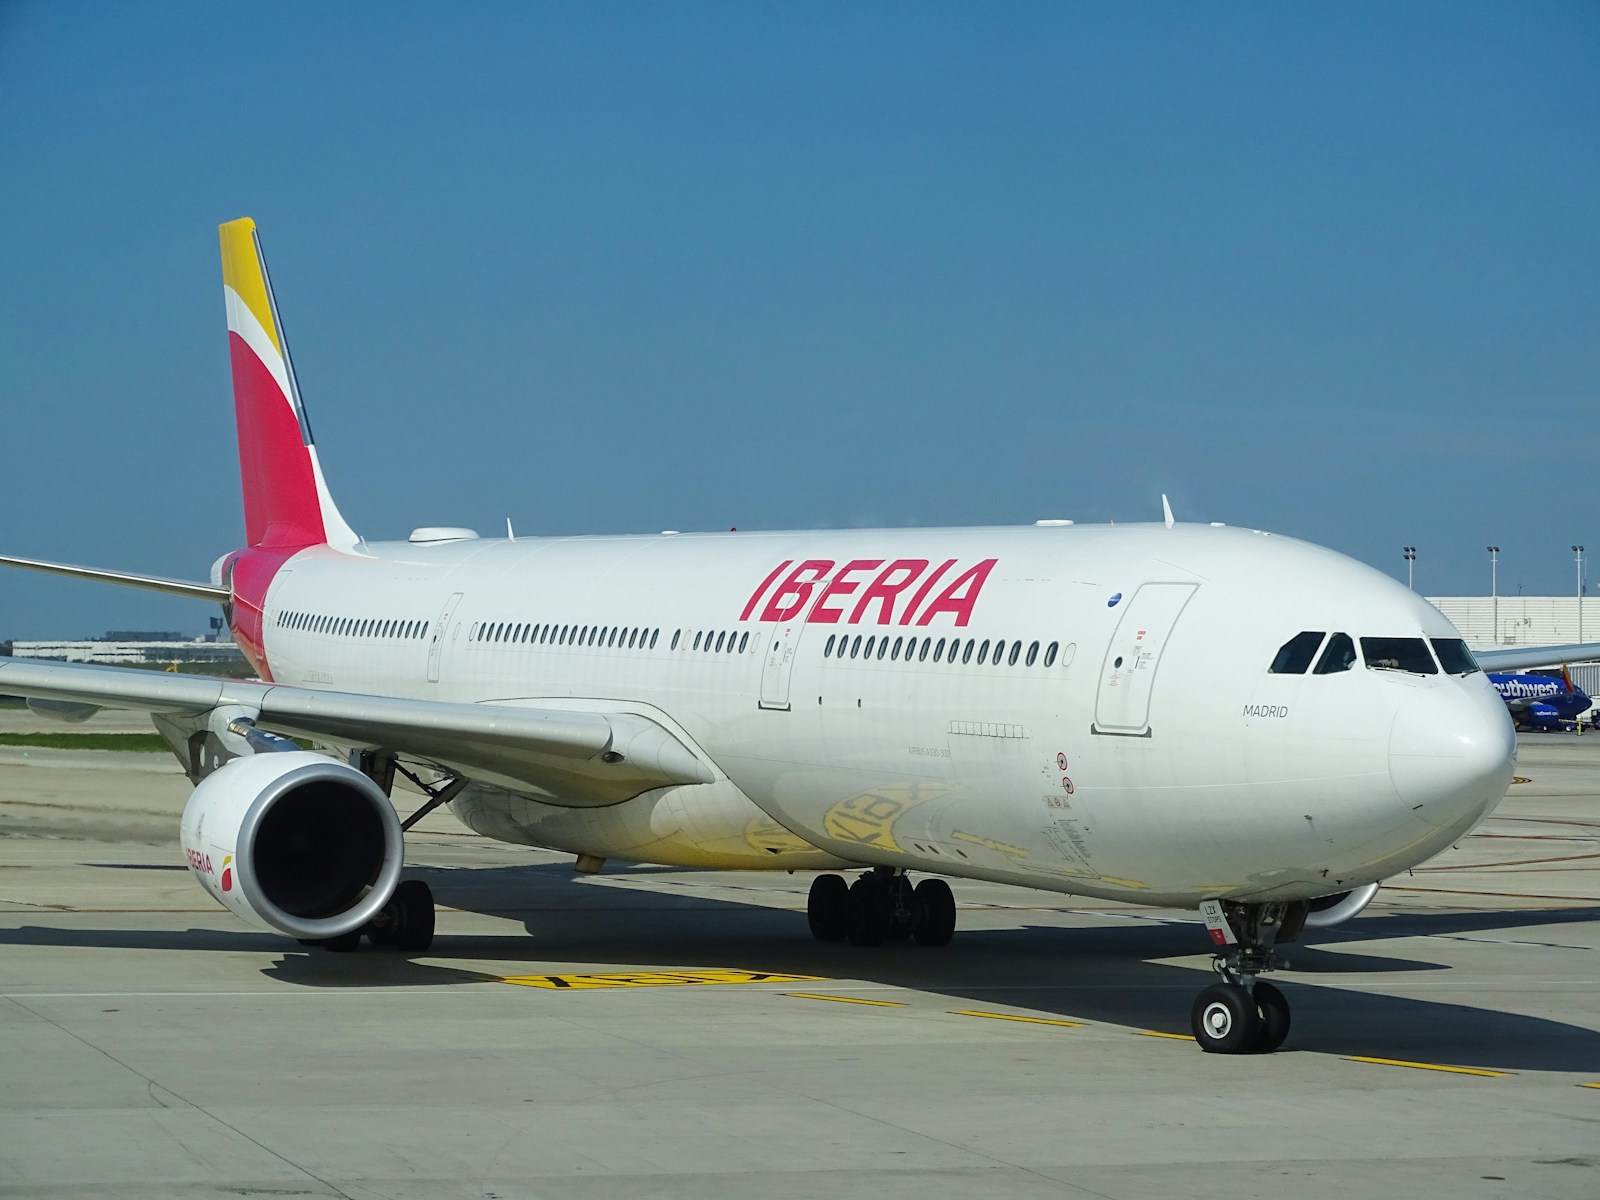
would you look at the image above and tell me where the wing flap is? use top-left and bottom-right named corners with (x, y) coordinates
top-left (0, 657), bottom-right (712, 805)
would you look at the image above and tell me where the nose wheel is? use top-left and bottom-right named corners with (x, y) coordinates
top-left (1190, 979), bottom-right (1291, 1053)
top-left (1191, 899), bottom-right (1304, 1054)
top-left (807, 869), bottom-right (956, 947)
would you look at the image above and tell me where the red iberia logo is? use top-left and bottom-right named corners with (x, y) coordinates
top-left (739, 558), bottom-right (998, 627)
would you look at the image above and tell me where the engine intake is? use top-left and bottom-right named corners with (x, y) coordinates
top-left (180, 751), bottom-right (404, 940)
top-left (1302, 881), bottom-right (1381, 929)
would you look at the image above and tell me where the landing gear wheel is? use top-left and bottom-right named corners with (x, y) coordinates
top-left (1252, 981), bottom-right (1291, 1052)
top-left (392, 879), bottom-right (435, 952)
top-left (847, 876), bottom-right (893, 946)
top-left (886, 874), bottom-right (918, 940)
top-left (807, 874), bottom-right (850, 942)
top-left (912, 878), bottom-right (957, 947)
top-left (1191, 983), bottom-right (1259, 1054)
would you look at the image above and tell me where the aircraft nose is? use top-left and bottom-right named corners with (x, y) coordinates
top-left (1389, 682), bottom-right (1515, 831)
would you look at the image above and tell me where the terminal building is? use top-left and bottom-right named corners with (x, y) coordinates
top-left (1, 630), bottom-right (245, 668)
top-left (1426, 597), bottom-right (1600, 695)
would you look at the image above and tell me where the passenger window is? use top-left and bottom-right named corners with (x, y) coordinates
top-left (977, 639), bottom-right (990, 663)
top-left (825, 634), bottom-right (836, 657)
top-left (693, 631), bottom-right (702, 651)
top-left (876, 637), bottom-right (889, 660)
top-left (1431, 638), bottom-right (1481, 675)
top-left (918, 638), bottom-right (931, 662)
top-left (993, 639), bottom-right (1006, 665)
top-left (1314, 632), bottom-right (1357, 674)
top-left (1044, 642), bottom-right (1058, 668)
top-left (860, 635), bottom-right (874, 659)
top-left (1008, 642), bottom-right (1021, 666)
top-left (1270, 631), bottom-right (1326, 674)
top-left (891, 636), bottom-right (904, 660)
top-left (962, 639), bottom-right (975, 664)
top-left (713, 632), bottom-right (724, 652)
top-left (933, 637), bottom-right (946, 662)
top-left (671, 630), bottom-right (681, 650)
top-left (850, 635), bottom-right (862, 659)
top-left (651, 629), bottom-right (660, 649)
top-left (1360, 636), bottom-right (1437, 675)
top-left (738, 631), bottom-right (749, 652)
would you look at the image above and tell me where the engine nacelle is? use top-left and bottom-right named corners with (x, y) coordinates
top-left (1302, 881), bottom-right (1381, 929)
top-left (180, 751), bottom-right (404, 940)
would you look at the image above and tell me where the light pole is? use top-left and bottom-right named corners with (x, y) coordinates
top-left (1403, 546), bottom-right (1416, 590)
top-left (1574, 545), bottom-right (1586, 643)
top-left (1487, 546), bottom-right (1499, 645)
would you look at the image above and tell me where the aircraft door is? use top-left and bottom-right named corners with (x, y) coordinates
top-left (427, 592), bottom-right (463, 683)
top-left (759, 622), bottom-right (803, 710)
top-left (1092, 582), bottom-right (1198, 737)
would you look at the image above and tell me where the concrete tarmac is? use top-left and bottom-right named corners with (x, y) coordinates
top-left (1, 724), bottom-right (1597, 1199)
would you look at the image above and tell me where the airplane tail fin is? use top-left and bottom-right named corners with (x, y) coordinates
top-left (220, 218), bottom-right (359, 551)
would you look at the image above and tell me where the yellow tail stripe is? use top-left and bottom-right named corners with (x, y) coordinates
top-left (219, 217), bottom-right (281, 356)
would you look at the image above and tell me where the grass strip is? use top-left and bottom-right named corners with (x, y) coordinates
top-left (0, 732), bottom-right (169, 752)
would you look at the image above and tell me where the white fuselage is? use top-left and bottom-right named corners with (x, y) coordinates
top-left (253, 522), bottom-right (1514, 906)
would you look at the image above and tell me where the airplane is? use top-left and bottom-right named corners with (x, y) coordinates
top-left (3, 218), bottom-right (1597, 1056)
top-left (1487, 669), bottom-right (1593, 731)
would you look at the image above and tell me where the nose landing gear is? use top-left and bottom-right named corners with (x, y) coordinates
top-left (1191, 899), bottom-right (1305, 1054)
top-left (807, 868), bottom-right (957, 948)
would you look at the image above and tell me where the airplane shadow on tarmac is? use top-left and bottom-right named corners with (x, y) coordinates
top-left (318, 862), bottom-right (1600, 1073)
top-left (7, 860), bottom-right (1597, 1073)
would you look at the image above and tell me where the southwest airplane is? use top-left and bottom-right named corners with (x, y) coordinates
top-left (1, 221), bottom-right (1592, 1054)
top-left (1488, 670), bottom-right (1593, 731)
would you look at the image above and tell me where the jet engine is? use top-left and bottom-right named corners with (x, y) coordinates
top-left (1302, 881), bottom-right (1381, 929)
top-left (179, 750), bottom-right (404, 941)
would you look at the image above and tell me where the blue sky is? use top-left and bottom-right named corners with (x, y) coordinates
top-left (1, 2), bottom-right (1596, 637)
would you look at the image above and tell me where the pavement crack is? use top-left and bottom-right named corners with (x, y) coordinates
top-left (2, 995), bottom-right (357, 1198)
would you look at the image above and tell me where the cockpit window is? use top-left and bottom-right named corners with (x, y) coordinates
top-left (1430, 637), bottom-right (1481, 675)
top-left (1360, 636), bottom-right (1438, 675)
top-left (1270, 631), bottom-right (1326, 674)
top-left (1313, 632), bottom-right (1357, 675)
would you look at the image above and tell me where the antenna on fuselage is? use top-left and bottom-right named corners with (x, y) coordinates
top-left (506, 518), bottom-right (516, 542)
top-left (1161, 494), bottom-right (1175, 529)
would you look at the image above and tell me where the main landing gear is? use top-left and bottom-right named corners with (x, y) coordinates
top-left (1190, 899), bottom-right (1306, 1054)
top-left (807, 867), bottom-right (957, 947)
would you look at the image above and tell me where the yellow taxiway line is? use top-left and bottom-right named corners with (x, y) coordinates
top-left (950, 1010), bottom-right (1085, 1028)
top-left (1345, 1056), bottom-right (1510, 1077)
top-left (785, 992), bottom-right (906, 1007)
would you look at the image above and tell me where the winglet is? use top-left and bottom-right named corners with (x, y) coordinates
top-left (1161, 494), bottom-right (1175, 529)
top-left (221, 218), bottom-right (358, 551)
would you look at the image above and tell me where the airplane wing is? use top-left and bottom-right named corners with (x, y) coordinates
top-left (1472, 642), bottom-right (1600, 672)
top-left (0, 552), bottom-right (229, 603)
top-left (0, 657), bottom-right (712, 806)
